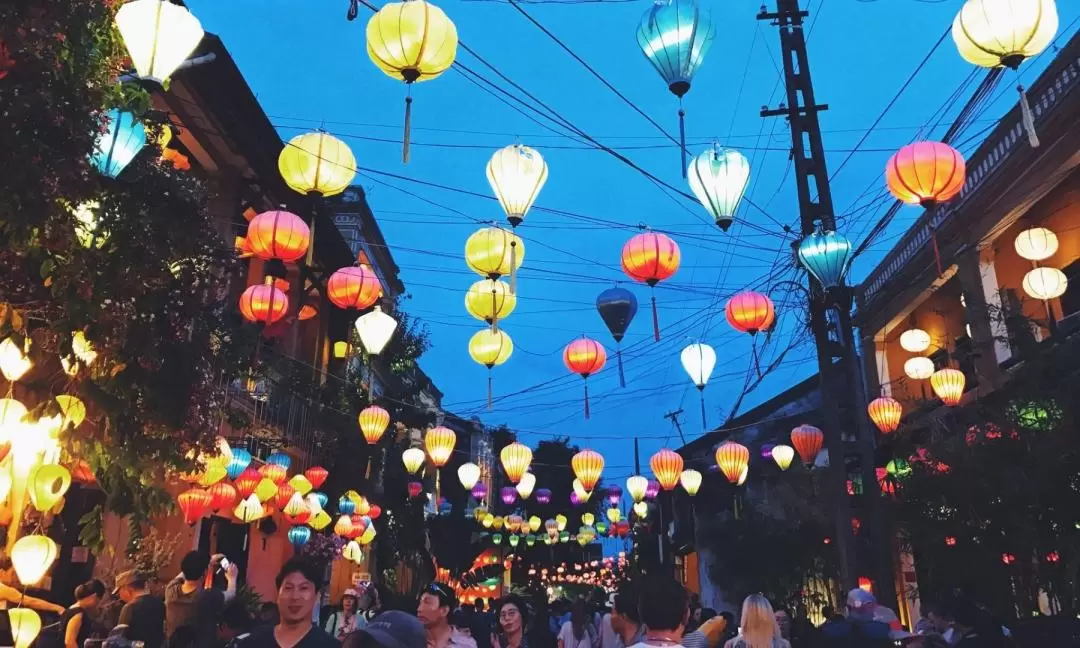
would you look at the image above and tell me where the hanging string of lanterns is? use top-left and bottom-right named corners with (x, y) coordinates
top-left (650, 449), bottom-right (683, 491)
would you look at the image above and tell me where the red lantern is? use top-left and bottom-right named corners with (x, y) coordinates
top-left (259, 463), bottom-right (288, 485)
top-left (298, 304), bottom-right (318, 321)
top-left (246, 209), bottom-right (310, 262)
top-left (208, 482), bottom-right (238, 512)
top-left (305, 466), bottom-right (329, 490)
top-left (930, 368), bottom-right (965, 406)
top-left (274, 483), bottom-right (296, 510)
top-left (944, 536), bottom-right (957, 547)
top-left (621, 232), bottom-right (681, 340)
top-left (563, 337), bottom-right (607, 419)
top-left (327, 265), bottom-right (382, 310)
top-left (714, 442), bottom-right (749, 484)
top-left (408, 482), bottom-right (423, 498)
top-left (239, 284), bottom-right (289, 325)
top-left (791, 424), bottom-right (824, 464)
top-left (349, 515), bottom-right (368, 539)
top-left (572, 450), bottom-right (605, 492)
top-left (368, 504), bottom-right (382, 520)
top-left (867, 396), bottom-right (902, 434)
top-left (885, 142), bottom-right (966, 207)
top-left (725, 291), bottom-right (775, 335)
top-left (178, 488), bottom-right (213, 525)
top-left (234, 468), bottom-right (261, 499)
top-left (649, 449), bottom-right (683, 491)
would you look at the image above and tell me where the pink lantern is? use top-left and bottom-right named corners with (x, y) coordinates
top-left (500, 487), bottom-right (517, 506)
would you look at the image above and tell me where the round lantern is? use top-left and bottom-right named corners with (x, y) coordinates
top-left (535, 488), bottom-right (552, 505)
top-left (606, 508), bottom-right (622, 524)
top-left (679, 469), bottom-right (702, 496)
top-left (358, 405), bottom-right (391, 445)
top-left (246, 209), bottom-right (310, 263)
top-left (487, 144), bottom-right (549, 227)
top-left (1022, 267), bottom-right (1068, 300)
top-left (528, 515), bottom-right (542, 533)
top-left (952, 0), bottom-right (1058, 69)
top-left (714, 442), bottom-right (749, 485)
top-left (622, 232), bottom-right (681, 340)
top-left (687, 144), bottom-right (750, 231)
top-left (457, 462), bottom-right (481, 490)
top-left (626, 475), bottom-right (648, 503)
top-left (885, 142), bottom-right (966, 207)
top-left (904, 357), bottom-right (935, 380)
top-left (725, 291), bottom-right (775, 335)
top-left (899, 328), bottom-right (932, 353)
top-left (500, 487), bottom-right (517, 506)
top-left (516, 472), bottom-right (536, 499)
top-left (328, 266), bottom-right (382, 310)
top-left (425, 427), bottom-right (457, 468)
top-left (91, 111), bottom-right (147, 179)
top-left (471, 482), bottom-right (488, 500)
top-left (177, 488), bottom-right (212, 525)
top-left (115, 0), bottom-right (204, 84)
top-left (1014, 227), bottom-right (1059, 261)
top-left (466, 279), bottom-right (517, 329)
top-left (564, 337), bottom-right (607, 419)
top-left (868, 396), bottom-right (903, 434)
top-left (798, 227), bottom-right (853, 289)
top-left (790, 424), bottom-right (824, 464)
top-left (366, 0), bottom-right (458, 162)
top-left (646, 479), bottom-right (661, 500)
top-left (466, 227), bottom-right (525, 283)
top-left (408, 482), bottom-right (424, 498)
top-left (288, 525), bottom-right (312, 549)
top-left (556, 514), bottom-right (568, 531)
top-left (334, 514), bottom-right (354, 538)
top-left (238, 284), bottom-right (289, 325)
top-left (470, 328), bottom-right (514, 410)
top-left (930, 368), bottom-right (966, 406)
top-left (572, 449), bottom-right (605, 492)
top-left (278, 132), bottom-right (356, 197)
top-left (402, 447), bottom-right (426, 474)
top-left (11, 535), bottom-right (58, 586)
top-left (355, 306), bottom-right (398, 355)
top-left (771, 444), bottom-right (794, 471)
top-left (500, 442), bottom-right (533, 484)
top-left (650, 449), bottom-right (684, 491)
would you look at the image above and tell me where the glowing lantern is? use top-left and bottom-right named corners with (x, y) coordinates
top-left (516, 472), bottom-right (536, 500)
top-left (53, 395), bottom-right (86, 430)
top-left (259, 463), bottom-right (288, 486)
top-left (284, 492), bottom-right (310, 519)
top-left (208, 482), bottom-right (238, 512)
top-left (465, 227), bottom-right (525, 286)
top-left (1023, 267), bottom-right (1068, 300)
top-left (952, 0), bottom-right (1058, 69)
top-left (526, 534), bottom-right (536, 546)
top-left (626, 476), bottom-right (648, 503)
top-left (650, 449), bottom-right (684, 491)
top-left (564, 337), bottom-right (607, 419)
top-left (114, 0), bottom-right (203, 84)
top-left (11, 535), bottom-right (58, 585)
top-left (353, 494), bottom-right (370, 516)
top-left (687, 144), bottom-right (750, 230)
top-left (28, 464), bottom-right (71, 512)
top-left (274, 483), bottom-right (297, 510)
top-left (469, 329), bottom-right (513, 410)
top-left (233, 469), bottom-right (260, 499)
top-left (0, 338), bottom-right (33, 382)
top-left (234, 493), bottom-right (265, 523)
top-left (305, 466), bottom-right (329, 490)
top-left (334, 515), bottom-right (354, 538)
top-left (366, 0), bottom-right (458, 162)
top-left (226, 449), bottom-right (252, 480)
top-left (238, 284), bottom-right (288, 325)
top-left (402, 447), bottom-right (426, 474)
top-left (246, 209), bottom-right (310, 263)
top-left (343, 540), bottom-right (365, 563)
top-left (900, 329), bottom-right (932, 353)
top-left (288, 525), bottom-right (312, 549)
top-left (91, 109), bottom-right (146, 178)
top-left (177, 488), bottom-right (212, 525)
top-left (425, 427), bottom-right (456, 467)
top-left (457, 462), bottom-right (481, 490)
top-left (868, 397), bottom-right (903, 434)
top-left (408, 482), bottom-right (423, 498)
top-left (487, 144), bottom-right (548, 227)
top-left (791, 424), bottom-right (824, 464)
top-left (288, 474), bottom-right (313, 497)
top-left (681, 343), bottom-right (716, 427)
top-left (471, 482), bottom-right (488, 500)
top-left (333, 341), bottom-right (352, 359)
top-left (278, 132), bottom-right (356, 197)
top-left (606, 508), bottom-right (622, 524)
top-left (930, 368), bottom-right (966, 406)
top-left (771, 445), bottom-right (794, 471)
top-left (500, 487), bottom-right (517, 506)
top-left (905, 357), bottom-right (935, 380)
top-left (328, 266), bottom-right (383, 311)
top-left (298, 304), bottom-right (318, 321)
top-left (71, 201), bottom-right (108, 249)
top-left (556, 514), bottom-right (568, 531)
top-left (359, 406), bottom-right (391, 445)
top-left (310, 510), bottom-right (332, 531)
top-left (885, 142), bottom-right (966, 206)
top-left (528, 515), bottom-right (542, 532)
top-left (355, 306), bottom-right (398, 355)
top-left (633, 501), bottom-right (649, 518)
top-left (255, 478), bottom-right (279, 503)
top-left (679, 469), bottom-right (702, 496)
top-left (491, 533), bottom-right (503, 546)
top-left (500, 442), bottom-right (533, 484)
top-left (466, 279), bottom-right (517, 331)
top-left (482, 513), bottom-right (495, 529)
top-left (711, 442), bottom-right (746, 484)
top-left (8, 608), bottom-right (40, 648)
top-left (507, 515), bottom-right (523, 532)
top-left (621, 232), bottom-right (681, 340)
top-left (1015, 227), bottom-right (1059, 261)
top-left (725, 291), bottom-right (775, 335)
top-left (535, 488), bottom-right (551, 504)
top-left (606, 486), bottom-right (622, 506)
top-left (572, 449), bottom-right (605, 492)
top-left (798, 227), bottom-right (853, 289)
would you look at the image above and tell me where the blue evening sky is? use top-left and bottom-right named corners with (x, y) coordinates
top-left (188, 0), bottom-right (1078, 484)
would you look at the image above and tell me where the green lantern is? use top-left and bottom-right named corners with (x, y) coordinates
top-left (492, 533), bottom-right (503, 545)
top-left (526, 534), bottom-right (536, 546)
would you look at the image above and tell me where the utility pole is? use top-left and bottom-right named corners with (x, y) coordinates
top-left (664, 409), bottom-right (687, 446)
top-left (759, 0), bottom-right (894, 606)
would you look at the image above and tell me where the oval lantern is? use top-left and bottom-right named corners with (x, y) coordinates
top-left (790, 424), bottom-right (824, 464)
top-left (425, 426), bottom-right (456, 468)
top-left (238, 284), bottom-right (289, 325)
top-left (177, 488), bottom-right (212, 526)
top-left (1022, 267), bottom-right (1068, 300)
top-left (952, 0), bottom-right (1058, 69)
top-left (471, 482), bottom-right (488, 501)
top-left (465, 227), bottom-right (525, 285)
top-left (28, 464), bottom-right (71, 512)
top-left (564, 337), bottom-right (607, 419)
top-left (115, 0), bottom-right (204, 85)
top-left (868, 396), bottom-right (903, 434)
top-left (904, 356), bottom-right (935, 380)
top-left (91, 109), bottom-right (147, 178)
top-left (679, 468), bottom-right (702, 496)
top-left (886, 142), bottom-right (966, 207)
top-left (11, 535), bottom-right (58, 586)
top-left (798, 227), bottom-right (853, 289)
top-left (626, 475), bottom-right (648, 503)
top-left (622, 232), bottom-right (680, 340)
top-left (572, 449), bottom-right (605, 492)
top-left (1015, 227), bottom-right (1059, 262)
top-left (930, 368), bottom-right (966, 406)
top-left (714, 442), bottom-right (749, 485)
top-left (650, 449), bottom-right (684, 491)
top-left (726, 291), bottom-right (775, 335)
top-left (246, 209), bottom-right (310, 263)
top-left (279, 132), bottom-right (356, 197)
top-left (466, 279), bottom-right (516, 331)
top-left (516, 472), bottom-right (536, 500)
top-left (500, 487), bottom-right (517, 506)
top-left (359, 405), bottom-right (391, 445)
top-left (596, 286), bottom-right (638, 387)
top-left (458, 462), bottom-right (481, 490)
top-left (355, 306), bottom-right (398, 355)
top-left (8, 608), bottom-right (41, 648)
top-left (771, 444), bottom-right (795, 471)
top-left (500, 442), bottom-right (533, 484)
top-left (328, 266), bottom-right (382, 310)
top-left (470, 328), bottom-right (514, 410)
top-left (900, 328), bottom-right (932, 353)
top-left (402, 447), bottom-right (426, 474)
top-left (688, 144), bottom-right (750, 231)
top-left (487, 144), bottom-right (548, 227)
top-left (288, 525), bottom-right (312, 549)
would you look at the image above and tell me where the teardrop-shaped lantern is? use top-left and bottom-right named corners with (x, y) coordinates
top-left (622, 232), bottom-right (681, 340)
top-left (626, 475), bottom-right (648, 503)
top-left (425, 426), bottom-right (457, 468)
top-left (458, 462), bottom-right (481, 490)
top-left (714, 442), bottom-right (748, 485)
top-left (9, 608), bottom-right (41, 648)
top-left (930, 368), bottom-right (966, 406)
top-left (487, 144), bottom-right (548, 227)
top-left (687, 144), bottom-right (750, 231)
top-left (358, 405), bottom-right (391, 445)
top-left (952, 0), bottom-right (1058, 69)
top-left (650, 449), bottom-right (684, 491)
top-left (886, 142), bottom-right (966, 207)
top-left (564, 337), bottom-right (607, 419)
top-left (470, 328), bottom-right (514, 410)
top-left (790, 424), bottom-right (824, 464)
top-left (91, 110), bottom-right (146, 178)
top-left (115, 0), bottom-right (204, 85)
top-left (11, 535), bottom-right (58, 586)
top-left (596, 287), bottom-right (638, 387)
top-left (500, 442), bottom-right (533, 484)
top-left (726, 291), bottom-right (776, 335)
top-left (771, 445), bottom-right (794, 471)
top-left (680, 343), bottom-right (715, 389)
top-left (798, 227), bottom-right (853, 289)
top-left (402, 447), bottom-right (426, 474)
top-left (868, 396), bottom-right (903, 434)
top-left (278, 132), bottom-right (357, 197)
top-left (328, 266), bottom-right (383, 310)
top-left (28, 464), bottom-right (72, 512)
top-left (516, 472), bottom-right (536, 499)
top-left (679, 469), bottom-right (701, 496)
top-left (572, 449), bottom-right (605, 492)
top-left (354, 306), bottom-right (398, 355)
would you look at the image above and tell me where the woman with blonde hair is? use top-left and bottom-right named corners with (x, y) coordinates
top-left (723, 595), bottom-right (790, 648)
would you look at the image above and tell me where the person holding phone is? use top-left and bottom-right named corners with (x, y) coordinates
top-left (165, 551), bottom-right (238, 646)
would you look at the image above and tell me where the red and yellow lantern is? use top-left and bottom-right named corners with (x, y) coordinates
top-left (649, 449), bottom-right (683, 491)
top-left (621, 231), bottom-right (680, 340)
top-left (725, 291), bottom-right (775, 335)
top-left (572, 450), bottom-right (605, 492)
top-left (791, 424), bottom-right (824, 464)
top-left (867, 396), bottom-right (902, 434)
top-left (305, 466), bottom-right (329, 490)
top-left (327, 265), bottom-right (382, 310)
top-left (207, 481), bottom-right (238, 512)
top-left (239, 284), bottom-right (289, 325)
top-left (233, 468), bottom-right (261, 499)
top-left (246, 209), bottom-right (310, 263)
top-left (359, 405), bottom-right (391, 445)
top-left (425, 427), bottom-right (457, 468)
top-left (930, 368), bottom-right (965, 406)
top-left (177, 488), bottom-right (212, 525)
top-left (885, 142), bottom-right (966, 207)
top-left (274, 483), bottom-right (297, 510)
top-left (564, 336), bottom-right (606, 419)
top-left (500, 442), bottom-right (532, 484)
top-left (714, 442), bottom-right (749, 485)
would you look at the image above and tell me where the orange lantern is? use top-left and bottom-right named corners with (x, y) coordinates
top-left (233, 468), bottom-right (261, 499)
top-left (564, 336), bottom-right (606, 419)
top-left (259, 463), bottom-right (288, 485)
top-left (207, 482), bottom-right (238, 512)
top-left (621, 232), bottom-right (680, 340)
top-left (305, 466), bottom-right (329, 490)
top-left (246, 209), bottom-right (310, 263)
top-left (327, 265), bottom-right (382, 310)
top-left (500, 442), bottom-right (532, 484)
top-left (725, 291), bottom-right (775, 335)
top-left (358, 405), bottom-right (391, 445)
top-left (791, 424), bottom-right (824, 464)
top-left (650, 449), bottom-right (684, 491)
top-left (885, 142), bottom-right (966, 207)
top-left (714, 442), bottom-right (749, 485)
top-left (239, 284), bottom-right (289, 325)
top-left (274, 482), bottom-right (296, 510)
top-left (68, 460), bottom-right (96, 484)
top-left (425, 426), bottom-right (457, 468)
top-left (298, 304), bottom-right (318, 321)
top-left (572, 450), bottom-right (605, 492)
top-left (177, 488), bottom-right (212, 525)
top-left (867, 396), bottom-right (902, 434)
top-left (930, 368), bottom-right (965, 406)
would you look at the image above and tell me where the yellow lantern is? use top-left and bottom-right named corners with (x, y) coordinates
top-left (582, 512), bottom-right (595, 527)
top-left (8, 609), bottom-right (40, 648)
top-left (492, 516), bottom-right (505, 531)
top-left (487, 144), bottom-right (549, 227)
top-left (278, 132), bottom-right (356, 197)
top-left (771, 444), bottom-right (795, 471)
top-left (54, 395), bottom-right (86, 430)
top-left (737, 465), bottom-right (749, 486)
top-left (606, 508), bottom-right (622, 524)
top-left (402, 447), bottom-right (426, 474)
top-left (343, 540), bottom-right (364, 563)
top-left (197, 464), bottom-right (227, 488)
top-left (1015, 227), bottom-right (1059, 261)
top-left (930, 368), bottom-right (966, 406)
top-left (334, 515), bottom-right (354, 538)
top-left (528, 515), bottom-right (542, 532)
top-left (633, 501), bottom-right (648, 518)
top-left (465, 227), bottom-right (525, 283)
top-left (11, 535), bottom-right (58, 585)
top-left (626, 475), bottom-right (648, 503)
top-left (516, 472), bottom-right (536, 500)
top-left (288, 474), bottom-right (313, 496)
top-left (366, 0), bottom-right (458, 162)
top-left (0, 398), bottom-right (28, 438)
top-left (679, 469), bottom-right (702, 496)
top-left (114, 0), bottom-right (204, 85)
top-left (234, 493), bottom-right (264, 523)
top-left (457, 462), bottom-right (482, 490)
top-left (310, 509), bottom-right (333, 531)
top-left (1022, 267), bottom-right (1068, 300)
top-left (283, 492), bottom-right (309, 517)
top-left (572, 449), bottom-right (604, 492)
top-left (471, 329), bottom-right (513, 410)
top-left (333, 341), bottom-right (353, 359)
top-left (425, 427), bottom-right (456, 468)
top-left (255, 478), bottom-right (279, 503)
top-left (952, 0), bottom-right (1058, 69)
top-left (359, 524), bottom-right (377, 545)
top-left (904, 357), bottom-right (935, 380)
top-left (466, 279), bottom-right (517, 331)
top-left (482, 513), bottom-right (495, 528)
top-left (555, 514), bottom-right (568, 531)
top-left (0, 338), bottom-right (33, 382)
top-left (499, 442), bottom-right (532, 484)
top-left (359, 405), bottom-right (391, 445)
top-left (28, 465), bottom-right (71, 512)
top-left (355, 495), bottom-right (372, 517)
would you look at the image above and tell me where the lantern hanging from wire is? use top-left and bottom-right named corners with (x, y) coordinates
top-left (288, 525), bottom-right (312, 550)
top-left (487, 144), bottom-right (548, 245)
top-left (466, 279), bottom-right (516, 332)
top-left (572, 449), bottom-right (605, 492)
top-left (29, 464), bottom-right (71, 512)
top-left (626, 475), bottom-right (648, 503)
top-left (564, 337), bottom-right (607, 419)
top-left (402, 447), bottom-right (426, 475)
top-left (596, 287), bottom-right (638, 387)
top-left (886, 142), bottom-right (966, 207)
top-left (771, 444), bottom-right (794, 471)
top-left (1015, 227), bottom-right (1059, 261)
top-left (904, 357), bottom-right (935, 380)
top-left (208, 482), bottom-right (238, 512)
top-left (328, 266), bottom-right (383, 310)
top-left (358, 405), bottom-right (391, 445)
top-left (516, 472), bottom-right (536, 500)
top-left (233, 469), bottom-right (260, 499)
top-left (366, 0), bottom-right (458, 162)
top-left (1023, 267), bottom-right (1068, 300)
top-left (687, 144), bottom-right (750, 231)
top-left (279, 132), bottom-right (357, 197)
top-left (900, 328), bottom-right (932, 353)
top-left (239, 283), bottom-right (289, 325)
top-left (798, 226), bottom-right (853, 290)
top-left (234, 493), bottom-right (265, 524)
top-left (114, 0), bottom-right (204, 85)
top-left (465, 226), bottom-right (525, 294)
top-left (726, 291), bottom-right (775, 335)
top-left (868, 396), bottom-right (903, 434)
top-left (791, 424), bottom-right (824, 464)
top-left (500, 487), bottom-right (517, 506)
top-left (469, 328), bottom-right (513, 410)
top-left (177, 488), bottom-right (212, 526)
top-left (680, 343), bottom-right (716, 428)
top-left (458, 462), bottom-right (481, 490)
top-left (633, 501), bottom-right (649, 519)
top-left (426, 426), bottom-right (456, 502)
top-left (622, 232), bottom-right (680, 340)
top-left (679, 469), bottom-right (702, 496)
top-left (91, 110), bottom-right (146, 178)
top-left (246, 209), bottom-right (311, 263)
top-left (500, 442), bottom-right (533, 484)
top-left (355, 306), bottom-right (398, 355)
top-left (11, 534), bottom-right (58, 588)
top-left (714, 442), bottom-right (749, 485)
top-left (930, 368), bottom-right (966, 406)
top-left (650, 449), bottom-right (684, 491)
top-left (636, 0), bottom-right (715, 176)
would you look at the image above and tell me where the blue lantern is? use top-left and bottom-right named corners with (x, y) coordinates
top-left (91, 109), bottom-right (147, 178)
top-left (596, 287), bottom-right (638, 388)
top-left (226, 449), bottom-right (252, 480)
top-left (339, 496), bottom-right (356, 516)
top-left (266, 452), bottom-right (292, 471)
top-left (636, 0), bottom-right (715, 175)
top-left (798, 227), bottom-right (853, 289)
top-left (312, 491), bottom-right (329, 510)
top-left (287, 525), bottom-right (311, 549)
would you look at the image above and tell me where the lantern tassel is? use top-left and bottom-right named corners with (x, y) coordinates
top-left (509, 238), bottom-right (518, 294)
top-left (583, 380), bottom-right (591, 420)
top-left (487, 372), bottom-right (493, 411)
top-left (490, 288), bottom-right (498, 333)
top-left (651, 293), bottom-right (660, 342)
top-left (1019, 85), bottom-right (1039, 148)
top-left (402, 94), bottom-right (413, 164)
top-left (751, 340), bottom-right (762, 379)
top-left (617, 347), bottom-right (626, 388)
top-left (678, 106), bottom-right (687, 179)
top-left (347, 0), bottom-right (359, 20)
top-left (930, 227), bottom-right (943, 277)
top-left (699, 390), bottom-right (707, 429)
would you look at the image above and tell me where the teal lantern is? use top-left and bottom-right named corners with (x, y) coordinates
top-left (526, 534), bottom-right (536, 546)
top-left (492, 533), bottom-right (503, 545)
top-left (287, 525), bottom-right (311, 549)
top-left (797, 227), bottom-right (853, 289)
top-left (91, 109), bottom-right (147, 178)
top-left (313, 492), bottom-right (329, 510)
top-left (339, 496), bottom-right (357, 516)
top-left (267, 452), bottom-right (292, 471)
top-left (687, 144), bottom-right (751, 232)
top-left (509, 534), bottom-right (520, 547)
top-left (636, 0), bottom-right (714, 176)
top-left (226, 449), bottom-right (252, 480)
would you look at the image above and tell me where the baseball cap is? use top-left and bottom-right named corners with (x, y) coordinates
top-left (354, 611), bottom-right (426, 648)
top-left (112, 569), bottom-right (139, 595)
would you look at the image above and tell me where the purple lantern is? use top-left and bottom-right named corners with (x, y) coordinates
top-left (500, 486), bottom-right (517, 506)
top-left (645, 479), bottom-right (661, 501)
top-left (760, 444), bottom-right (775, 459)
top-left (471, 482), bottom-right (488, 500)
top-left (569, 491), bottom-right (581, 506)
top-left (535, 488), bottom-right (552, 505)
top-left (606, 486), bottom-right (622, 506)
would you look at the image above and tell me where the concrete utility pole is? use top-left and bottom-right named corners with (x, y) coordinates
top-left (759, 0), bottom-right (894, 605)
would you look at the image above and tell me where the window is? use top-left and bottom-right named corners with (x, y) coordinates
top-left (1059, 258), bottom-right (1080, 319)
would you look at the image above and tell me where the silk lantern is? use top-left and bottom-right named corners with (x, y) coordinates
top-left (905, 357), bottom-right (935, 380)
top-left (621, 232), bottom-right (681, 340)
top-left (930, 368), bottom-right (966, 406)
top-left (900, 328), bottom-right (931, 353)
top-left (500, 442), bottom-right (533, 484)
top-left (470, 329), bottom-right (513, 410)
top-left (255, 478), bottom-right (279, 503)
top-left (91, 110), bottom-right (146, 178)
top-left (275, 483), bottom-right (297, 510)
top-left (279, 132), bottom-right (356, 197)
top-left (791, 424), bottom-right (824, 464)
top-left (226, 449), bottom-right (252, 480)
top-left (535, 489), bottom-right (552, 505)
top-left (487, 144), bottom-right (548, 228)
top-left (771, 444), bottom-right (794, 471)
top-left (209, 482), bottom-right (238, 512)
top-left (466, 279), bottom-right (516, 331)
top-left (564, 337), bottom-right (606, 419)
top-left (472, 482), bottom-right (488, 500)
top-left (1015, 227), bottom-right (1059, 261)
top-left (115, 0), bottom-right (204, 84)
top-left (458, 462), bottom-right (481, 490)
top-left (679, 469), bottom-right (702, 496)
top-left (246, 209), bottom-right (310, 263)
top-left (355, 306), bottom-right (398, 355)
top-left (402, 447), bottom-right (426, 474)
top-left (528, 515), bottom-right (542, 532)
top-left (687, 144), bottom-right (750, 230)
top-left (868, 397), bottom-right (903, 434)
top-left (11, 535), bottom-right (58, 585)
top-left (798, 228), bottom-right (853, 289)
top-left (304, 466), bottom-right (329, 490)
top-left (234, 493), bottom-right (265, 523)
top-left (239, 284), bottom-right (288, 325)
top-left (726, 291), bottom-right (775, 335)
top-left (626, 476), bottom-right (648, 503)
top-left (328, 266), bottom-right (382, 310)
top-left (8, 608), bottom-right (40, 648)
top-left (572, 479), bottom-right (591, 503)
top-left (465, 227), bottom-right (525, 294)
top-left (650, 449), bottom-right (684, 491)
top-left (425, 427), bottom-right (456, 467)
top-left (681, 343), bottom-right (716, 427)
top-left (310, 510), bottom-right (332, 531)
top-left (886, 142), bottom-right (966, 207)
top-left (288, 474), bottom-right (313, 496)
top-left (572, 449), bottom-right (605, 492)
top-left (233, 469), bottom-right (260, 499)
top-left (633, 501), bottom-right (649, 518)
top-left (1023, 267), bottom-right (1068, 300)
top-left (177, 488), bottom-right (212, 525)
top-left (516, 472), bottom-right (536, 499)
top-left (359, 405), bottom-right (391, 445)
top-left (408, 482), bottom-right (424, 498)
top-left (500, 487), bottom-right (517, 506)
top-left (28, 464), bottom-right (71, 512)
top-left (596, 287), bottom-right (638, 387)
top-left (714, 442), bottom-right (749, 485)
top-left (288, 525), bottom-right (312, 549)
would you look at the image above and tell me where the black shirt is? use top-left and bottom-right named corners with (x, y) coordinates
top-left (118, 593), bottom-right (166, 648)
top-left (238, 624), bottom-right (338, 647)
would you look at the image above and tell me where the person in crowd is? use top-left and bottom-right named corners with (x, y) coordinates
top-left (608, 584), bottom-right (643, 648)
top-left (219, 601), bottom-right (256, 648)
top-left (238, 557), bottom-right (337, 647)
top-left (492, 595), bottom-right (532, 648)
top-left (947, 598), bottom-right (1007, 648)
top-left (472, 599), bottom-right (493, 648)
top-left (773, 608), bottom-right (792, 643)
top-left (418, 582), bottom-right (477, 648)
top-left (787, 605), bottom-right (816, 647)
top-left (624, 575), bottom-right (688, 648)
top-left (452, 610), bottom-right (475, 638)
top-left (166, 551), bottom-right (239, 645)
top-left (62, 579), bottom-right (106, 648)
top-left (260, 602), bottom-right (283, 627)
top-left (342, 611), bottom-right (427, 648)
top-left (557, 599), bottom-right (596, 648)
top-left (115, 570), bottom-right (166, 648)
top-left (723, 594), bottom-right (789, 648)
top-left (326, 589), bottom-right (362, 642)
top-left (717, 612), bottom-right (738, 646)
top-left (819, 589), bottom-right (892, 648)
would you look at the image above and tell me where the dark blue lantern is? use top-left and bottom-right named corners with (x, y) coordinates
top-left (596, 287), bottom-right (638, 387)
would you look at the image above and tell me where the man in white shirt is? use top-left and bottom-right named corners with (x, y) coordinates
top-left (625, 576), bottom-right (688, 648)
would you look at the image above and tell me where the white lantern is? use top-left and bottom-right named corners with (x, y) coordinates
top-left (486, 144), bottom-right (549, 226)
top-left (904, 357), bottom-right (935, 380)
top-left (899, 328), bottom-right (932, 353)
top-left (516, 472), bottom-right (536, 499)
top-left (115, 0), bottom-right (205, 85)
top-left (1014, 227), bottom-right (1059, 261)
top-left (457, 462), bottom-right (481, 490)
top-left (680, 343), bottom-right (716, 388)
top-left (687, 144), bottom-right (750, 231)
top-left (354, 306), bottom-right (398, 355)
top-left (0, 339), bottom-right (33, 382)
top-left (952, 0), bottom-right (1058, 69)
top-left (1022, 267), bottom-right (1068, 300)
